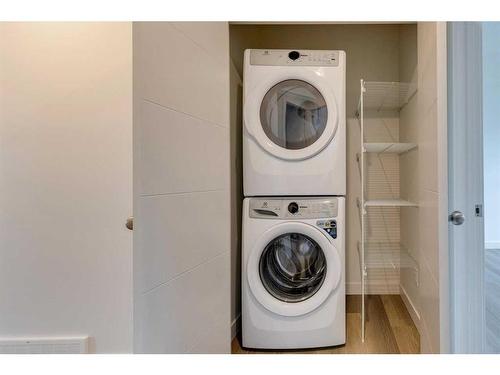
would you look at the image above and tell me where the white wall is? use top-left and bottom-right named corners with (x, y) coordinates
top-left (482, 22), bottom-right (500, 250)
top-left (0, 23), bottom-right (133, 353)
top-left (133, 22), bottom-right (231, 353)
top-left (483, 21), bottom-right (500, 353)
top-left (397, 23), bottom-right (444, 354)
top-left (399, 24), bottom-right (421, 330)
top-left (396, 23), bottom-right (445, 354)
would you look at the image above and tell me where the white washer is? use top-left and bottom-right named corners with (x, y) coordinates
top-left (243, 49), bottom-right (346, 196)
top-left (242, 197), bottom-right (345, 349)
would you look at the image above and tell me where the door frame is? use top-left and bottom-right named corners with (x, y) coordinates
top-left (447, 21), bottom-right (486, 353)
top-left (437, 22), bottom-right (450, 354)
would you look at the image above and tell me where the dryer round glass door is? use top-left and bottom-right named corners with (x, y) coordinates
top-left (259, 232), bottom-right (327, 302)
top-left (260, 79), bottom-right (328, 150)
top-left (244, 71), bottom-right (339, 161)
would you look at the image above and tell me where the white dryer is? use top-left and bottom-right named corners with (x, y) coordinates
top-left (243, 49), bottom-right (346, 196)
top-left (242, 197), bottom-right (345, 349)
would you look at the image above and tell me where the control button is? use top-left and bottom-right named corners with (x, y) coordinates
top-left (288, 51), bottom-right (300, 60)
top-left (288, 202), bottom-right (299, 214)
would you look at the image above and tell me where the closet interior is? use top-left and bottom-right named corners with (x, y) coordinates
top-left (229, 23), bottom-right (423, 343)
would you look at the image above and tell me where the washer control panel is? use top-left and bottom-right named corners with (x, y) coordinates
top-left (249, 49), bottom-right (340, 67)
top-left (249, 197), bottom-right (338, 219)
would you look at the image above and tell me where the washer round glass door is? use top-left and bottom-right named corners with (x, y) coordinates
top-left (247, 222), bottom-right (341, 317)
top-left (260, 79), bottom-right (328, 150)
top-left (259, 232), bottom-right (327, 303)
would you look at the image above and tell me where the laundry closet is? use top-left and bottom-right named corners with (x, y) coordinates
top-left (229, 23), bottom-right (441, 353)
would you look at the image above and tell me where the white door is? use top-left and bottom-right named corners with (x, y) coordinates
top-left (448, 22), bottom-right (485, 354)
top-left (0, 23), bottom-right (133, 353)
top-left (133, 22), bottom-right (231, 353)
top-left (447, 22), bottom-right (500, 353)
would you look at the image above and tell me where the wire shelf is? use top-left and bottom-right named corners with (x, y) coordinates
top-left (363, 242), bottom-right (419, 271)
top-left (358, 81), bottom-right (417, 114)
top-left (357, 79), bottom-right (419, 342)
top-left (364, 199), bottom-right (418, 208)
top-left (364, 142), bottom-right (417, 154)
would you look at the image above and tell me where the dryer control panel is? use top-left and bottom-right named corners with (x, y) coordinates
top-left (249, 197), bottom-right (338, 219)
top-left (249, 49), bottom-right (340, 67)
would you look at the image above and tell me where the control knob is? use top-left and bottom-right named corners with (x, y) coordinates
top-left (288, 202), bottom-right (299, 214)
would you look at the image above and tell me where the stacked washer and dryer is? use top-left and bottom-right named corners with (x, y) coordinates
top-left (242, 49), bottom-right (347, 349)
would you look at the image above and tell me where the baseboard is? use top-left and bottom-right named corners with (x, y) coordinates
top-left (485, 242), bottom-right (500, 250)
top-left (400, 284), bottom-right (421, 327)
top-left (0, 336), bottom-right (89, 354)
top-left (346, 282), bottom-right (361, 295)
top-left (346, 281), bottom-right (400, 295)
top-left (231, 314), bottom-right (241, 339)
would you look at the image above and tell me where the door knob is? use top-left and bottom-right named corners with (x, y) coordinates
top-left (126, 216), bottom-right (133, 230)
top-left (449, 211), bottom-right (465, 225)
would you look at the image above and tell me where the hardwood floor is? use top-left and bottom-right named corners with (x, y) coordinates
top-left (485, 250), bottom-right (500, 353)
top-left (231, 295), bottom-right (419, 354)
